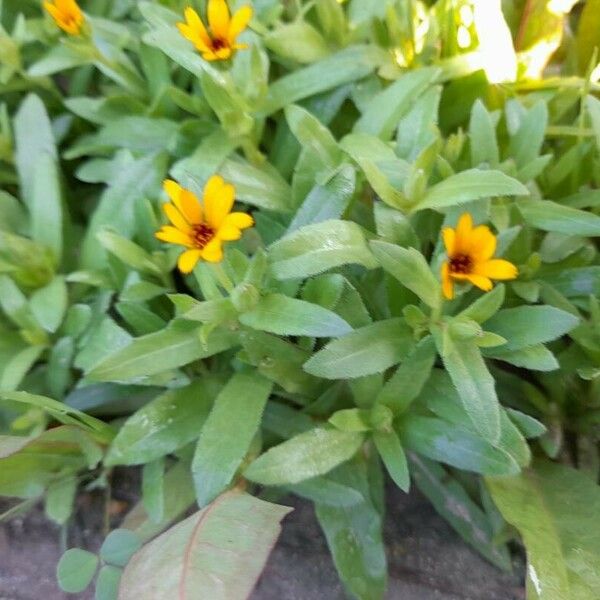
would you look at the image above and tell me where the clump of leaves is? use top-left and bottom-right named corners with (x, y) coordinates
top-left (1, 0), bottom-right (600, 599)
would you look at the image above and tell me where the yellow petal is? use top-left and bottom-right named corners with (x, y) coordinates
top-left (204, 175), bottom-right (235, 229)
top-left (455, 213), bottom-right (473, 254)
top-left (467, 274), bottom-right (493, 291)
top-left (477, 259), bottom-right (518, 280)
top-left (221, 212), bottom-right (254, 230)
top-left (156, 226), bottom-right (192, 246)
top-left (184, 6), bottom-right (212, 46)
top-left (441, 262), bottom-right (454, 300)
top-left (163, 203), bottom-right (191, 233)
top-left (201, 238), bottom-right (224, 262)
top-left (217, 224), bottom-right (242, 241)
top-left (177, 23), bottom-right (211, 52)
top-left (442, 227), bottom-right (455, 255)
top-left (179, 190), bottom-right (203, 224)
top-left (64, 0), bottom-right (82, 16)
top-left (469, 225), bottom-right (496, 260)
top-left (208, 0), bottom-right (230, 39)
top-left (214, 46), bottom-right (233, 60)
top-left (228, 5), bottom-right (252, 42)
top-left (44, 2), bottom-right (62, 20)
top-left (178, 249), bottom-right (203, 273)
top-left (164, 179), bottom-right (203, 223)
top-left (163, 179), bottom-right (182, 203)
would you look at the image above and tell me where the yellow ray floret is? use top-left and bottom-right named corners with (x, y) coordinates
top-left (156, 176), bottom-right (254, 274)
top-left (177, 1), bottom-right (252, 61)
top-left (43, 0), bottom-right (85, 35)
top-left (441, 213), bottom-right (518, 300)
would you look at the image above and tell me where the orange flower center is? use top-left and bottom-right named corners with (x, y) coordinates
top-left (449, 253), bottom-right (473, 274)
top-left (192, 223), bottom-right (214, 249)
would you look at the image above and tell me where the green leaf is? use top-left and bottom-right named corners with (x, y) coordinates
top-left (397, 85), bottom-right (442, 161)
top-left (31, 152), bottom-right (63, 263)
top-left (269, 220), bottom-right (377, 280)
top-left (329, 408), bottom-right (373, 432)
top-left (484, 306), bottom-right (579, 351)
top-left (88, 323), bottom-right (238, 382)
top-left (413, 169), bottom-right (528, 212)
top-left (29, 276), bottom-right (68, 333)
top-left (315, 462), bottom-right (386, 600)
top-left (192, 373), bottom-right (272, 506)
top-left (100, 530), bottom-right (142, 567)
top-left (288, 165), bottom-right (356, 232)
top-left (354, 67), bottom-right (439, 140)
top-left (373, 430), bottom-right (410, 492)
top-left (219, 157), bottom-right (292, 212)
top-left (469, 99), bottom-right (499, 167)
top-left (487, 461), bottom-right (600, 599)
top-left (376, 336), bottom-right (437, 413)
top-left (57, 548), bottom-right (99, 594)
top-left (119, 491), bottom-right (292, 600)
top-left (95, 566), bottom-right (122, 600)
top-left (240, 293), bottom-right (352, 338)
top-left (265, 21), bottom-right (330, 64)
top-left (304, 318), bottom-right (413, 379)
top-left (81, 152), bottom-right (167, 269)
top-left (0, 392), bottom-right (113, 443)
top-left (545, 267), bottom-right (600, 298)
top-left (13, 94), bottom-right (57, 211)
top-left (286, 476), bottom-right (364, 507)
top-left (260, 46), bottom-right (383, 115)
top-left (141, 458), bottom-right (164, 524)
top-left (122, 461), bottom-right (196, 543)
top-left (517, 198), bottom-right (600, 237)
top-left (509, 101), bottom-right (548, 167)
top-left (285, 104), bottom-right (341, 170)
top-left (410, 455), bottom-right (511, 570)
top-left (434, 331), bottom-right (501, 443)
top-left (484, 344), bottom-right (559, 372)
top-left (399, 416), bottom-right (518, 476)
top-left (244, 428), bottom-right (364, 485)
top-left (105, 379), bottom-right (220, 466)
top-left (458, 284), bottom-right (505, 323)
top-left (200, 71), bottom-right (253, 137)
top-left (370, 241), bottom-right (441, 309)
top-left (45, 475), bottom-right (77, 525)
top-left (97, 230), bottom-right (162, 275)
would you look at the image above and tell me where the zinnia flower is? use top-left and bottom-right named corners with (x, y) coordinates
top-left (441, 213), bottom-right (518, 300)
top-left (43, 0), bottom-right (85, 35)
top-left (177, 1), bottom-right (253, 62)
top-left (156, 176), bottom-right (254, 274)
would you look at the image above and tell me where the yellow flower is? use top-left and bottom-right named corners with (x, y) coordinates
top-left (441, 213), bottom-right (517, 300)
top-left (177, 1), bottom-right (253, 61)
top-left (43, 0), bottom-right (85, 35)
top-left (156, 176), bottom-right (254, 274)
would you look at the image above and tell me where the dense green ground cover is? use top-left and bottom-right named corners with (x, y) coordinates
top-left (1, 1), bottom-right (600, 598)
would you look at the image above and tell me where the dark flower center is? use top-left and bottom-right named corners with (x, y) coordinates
top-left (211, 37), bottom-right (228, 51)
top-left (192, 223), bottom-right (214, 249)
top-left (449, 254), bottom-right (473, 274)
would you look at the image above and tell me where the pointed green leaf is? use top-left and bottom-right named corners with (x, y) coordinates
top-left (240, 293), bottom-right (352, 338)
top-left (192, 373), bottom-right (272, 506)
top-left (304, 318), bottom-right (413, 379)
top-left (245, 428), bottom-right (364, 485)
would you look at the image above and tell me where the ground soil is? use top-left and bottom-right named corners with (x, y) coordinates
top-left (0, 473), bottom-right (524, 600)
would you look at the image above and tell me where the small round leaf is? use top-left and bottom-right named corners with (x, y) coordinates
top-left (95, 565), bottom-right (122, 600)
top-left (100, 529), bottom-right (142, 567)
top-left (56, 548), bottom-right (98, 593)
